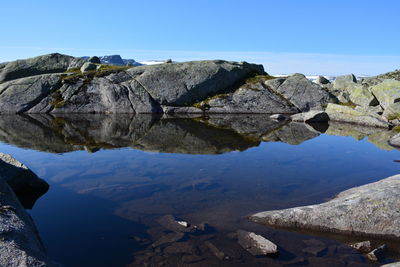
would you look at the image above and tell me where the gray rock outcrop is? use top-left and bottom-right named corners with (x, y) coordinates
top-left (250, 174), bottom-right (400, 239)
top-left (274, 74), bottom-right (336, 111)
top-left (0, 53), bottom-right (84, 83)
top-left (0, 154), bottom-right (56, 266)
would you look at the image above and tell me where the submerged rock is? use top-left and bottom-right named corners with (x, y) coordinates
top-left (349, 241), bottom-right (371, 253)
top-left (250, 174), bottom-right (400, 239)
top-left (367, 244), bottom-right (387, 261)
top-left (237, 230), bottom-right (278, 256)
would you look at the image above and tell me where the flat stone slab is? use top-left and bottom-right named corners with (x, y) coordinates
top-left (250, 174), bottom-right (400, 239)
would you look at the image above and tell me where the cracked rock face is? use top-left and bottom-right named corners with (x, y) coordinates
top-left (250, 174), bottom-right (400, 239)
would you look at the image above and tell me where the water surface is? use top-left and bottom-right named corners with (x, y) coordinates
top-left (0, 114), bottom-right (399, 266)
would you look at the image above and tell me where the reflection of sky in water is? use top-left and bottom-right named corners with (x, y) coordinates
top-left (0, 118), bottom-right (399, 266)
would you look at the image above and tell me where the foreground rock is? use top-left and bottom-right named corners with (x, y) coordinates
top-left (237, 230), bottom-right (278, 256)
top-left (0, 153), bottom-right (49, 209)
top-left (250, 174), bottom-right (400, 239)
top-left (0, 154), bottom-right (56, 266)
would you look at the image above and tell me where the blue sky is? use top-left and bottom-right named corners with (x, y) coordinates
top-left (1, 0), bottom-right (399, 75)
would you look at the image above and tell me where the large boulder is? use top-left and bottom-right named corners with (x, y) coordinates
top-left (202, 81), bottom-right (299, 114)
top-left (0, 53), bottom-right (84, 83)
top-left (273, 74), bottom-right (336, 111)
top-left (290, 110), bottom-right (329, 123)
top-left (49, 72), bottom-right (162, 114)
top-left (325, 103), bottom-right (390, 128)
top-left (370, 79), bottom-right (400, 109)
top-left (0, 154), bottom-right (57, 266)
top-left (0, 74), bottom-right (62, 114)
top-left (127, 60), bottom-right (265, 106)
top-left (333, 74), bottom-right (377, 106)
top-left (250, 174), bottom-right (400, 239)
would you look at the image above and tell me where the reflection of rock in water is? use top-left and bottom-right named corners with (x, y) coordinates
top-left (262, 122), bottom-right (320, 145)
top-left (0, 153), bottom-right (48, 209)
top-left (0, 114), bottom-right (397, 154)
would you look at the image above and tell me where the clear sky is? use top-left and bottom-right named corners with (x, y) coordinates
top-left (1, 0), bottom-right (399, 75)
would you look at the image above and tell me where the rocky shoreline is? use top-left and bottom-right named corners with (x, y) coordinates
top-left (0, 53), bottom-right (399, 130)
top-left (0, 153), bottom-right (56, 266)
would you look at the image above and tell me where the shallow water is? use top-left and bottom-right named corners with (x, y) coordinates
top-left (1, 114), bottom-right (399, 266)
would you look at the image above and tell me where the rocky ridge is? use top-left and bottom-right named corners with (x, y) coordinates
top-left (0, 53), bottom-right (399, 129)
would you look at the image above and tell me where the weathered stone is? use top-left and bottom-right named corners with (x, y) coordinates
top-left (127, 60), bottom-right (265, 106)
top-left (80, 62), bottom-right (97, 73)
top-left (152, 232), bottom-right (184, 247)
top-left (349, 241), bottom-right (371, 253)
top-left (302, 246), bottom-right (327, 257)
top-left (264, 77), bottom-right (286, 91)
top-left (0, 154), bottom-right (57, 266)
top-left (290, 110), bottom-right (329, 123)
top-left (333, 74), bottom-right (357, 89)
top-left (161, 106), bottom-right (203, 114)
top-left (0, 74), bottom-right (62, 114)
top-left (237, 230), bottom-right (278, 256)
top-left (0, 53), bottom-right (79, 83)
top-left (383, 102), bottom-right (400, 120)
top-left (325, 104), bottom-right (390, 128)
top-left (381, 262), bottom-right (400, 267)
top-left (348, 84), bottom-right (378, 107)
top-left (204, 241), bottom-right (225, 260)
top-left (204, 82), bottom-right (299, 114)
top-left (275, 73), bottom-right (336, 111)
top-left (250, 174), bottom-right (400, 239)
top-left (88, 56), bottom-right (101, 64)
top-left (367, 244), bottom-right (386, 261)
top-left (370, 79), bottom-right (400, 109)
top-left (389, 133), bottom-right (400, 148)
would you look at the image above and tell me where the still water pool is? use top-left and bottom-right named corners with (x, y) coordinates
top-left (0, 114), bottom-right (399, 266)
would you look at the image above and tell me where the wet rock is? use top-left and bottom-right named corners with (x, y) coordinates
top-left (389, 133), bottom-right (400, 148)
top-left (270, 114), bottom-right (286, 121)
top-left (349, 241), bottom-right (371, 253)
top-left (381, 262), bottom-right (400, 267)
top-left (151, 232), bottom-right (184, 247)
top-left (182, 254), bottom-right (204, 263)
top-left (291, 110), bottom-right (329, 123)
top-left (367, 244), bottom-right (387, 261)
top-left (302, 246), bottom-right (328, 257)
top-left (161, 106), bottom-right (203, 114)
top-left (262, 122), bottom-right (320, 145)
top-left (163, 241), bottom-right (199, 255)
top-left (156, 215), bottom-right (196, 233)
top-left (250, 174), bottom-right (400, 239)
top-left (237, 230), bottom-right (278, 256)
top-left (204, 241), bottom-right (225, 260)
